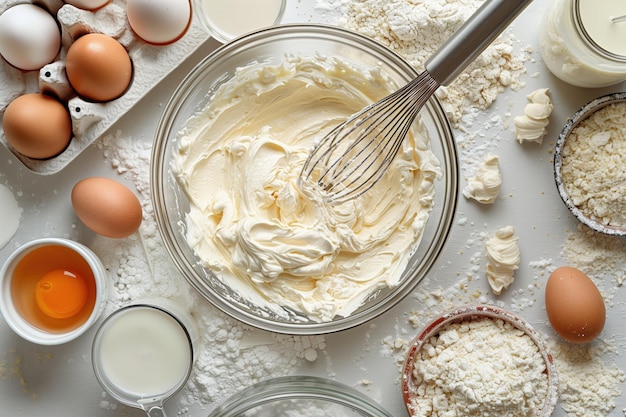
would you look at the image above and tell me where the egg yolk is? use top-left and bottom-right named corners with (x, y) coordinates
top-left (35, 269), bottom-right (88, 319)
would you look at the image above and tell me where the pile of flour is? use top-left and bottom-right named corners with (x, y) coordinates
top-left (409, 317), bottom-right (548, 417)
top-left (315, 0), bottom-right (530, 125)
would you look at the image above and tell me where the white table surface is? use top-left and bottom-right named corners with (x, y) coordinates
top-left (2, 1), bottom-right (626, 416)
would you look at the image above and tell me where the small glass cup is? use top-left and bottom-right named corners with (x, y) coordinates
top-left (193, 0), bottom-right (287, 43)
top-left (91, 303), bottom-right (195, 417)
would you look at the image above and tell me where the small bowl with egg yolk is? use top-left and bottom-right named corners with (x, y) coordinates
top-left (0, 237), bottom-right (107, 345)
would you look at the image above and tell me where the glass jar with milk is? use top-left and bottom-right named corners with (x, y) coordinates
top-left (540, 0), bottom-right (626, 87)
top-left (91, 302), bottom-right (197, 417)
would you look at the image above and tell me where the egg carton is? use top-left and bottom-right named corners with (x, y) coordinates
top-left (0, 0), bottom-right (209, 175)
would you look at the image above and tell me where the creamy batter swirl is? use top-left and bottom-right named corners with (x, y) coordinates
top-left (172, 55), bottom-right (441, 322)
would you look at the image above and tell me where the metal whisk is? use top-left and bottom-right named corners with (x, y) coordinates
top-left (300, 0), bottom-right (533, 204)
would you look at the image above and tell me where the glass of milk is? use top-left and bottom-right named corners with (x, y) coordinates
top-left (91, 304), bottom-right (195, 416)
top-left (193, 0), bottom-right (286, 43)
top-left (540, 0), bottom-right (626, 87)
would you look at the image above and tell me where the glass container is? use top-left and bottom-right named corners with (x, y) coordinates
top-left (151, 24), bottom-right (458, 335)
top-left (209, 376), bottom-right (394, 417)
top-left (540, 0), bottom-right (626, 87)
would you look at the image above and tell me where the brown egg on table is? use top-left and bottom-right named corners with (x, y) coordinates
top-left (65, 33), bottom-right (133, 102)
top-left (545, 266), bottom-right (606, 343)
top-left (71, 177), bottom-right (142, 238)
top-left (2, 93), bottom-right (72, 159)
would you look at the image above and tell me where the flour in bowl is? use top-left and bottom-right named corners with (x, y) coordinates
top-left (408, 317), bottom-right (549, 417)
top-left (560, 101), bottom-right (626, 227)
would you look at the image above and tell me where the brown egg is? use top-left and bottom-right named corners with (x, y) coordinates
top-left (545, 266), bottom-right (605, 343)
top-left (3, 93), bottom-right (72, 159)
top-left (65, 33), bottom-right (133, 102)
top-left (71, 177), bottom-right (142, 238)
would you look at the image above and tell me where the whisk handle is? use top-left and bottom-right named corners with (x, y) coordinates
top-left (425, 0), bottom-right (532, 86)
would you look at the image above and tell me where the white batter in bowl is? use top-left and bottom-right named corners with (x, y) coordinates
top-left (151, 24), bottom-right (458, 334)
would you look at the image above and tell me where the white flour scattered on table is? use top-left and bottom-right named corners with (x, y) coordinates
top-left (549, 338), bottom-right (625, 417)
top-left (95, 131), bottom-right (326, 411)
top-left (315, 0), bottom-right (530, 125)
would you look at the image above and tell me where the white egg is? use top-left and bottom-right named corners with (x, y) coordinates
top-left (126, 0), bottom-right (192, 45)
top-left (64, 0), bottom-right (110, 10)
top-left (0, 4), bottom-right (61, 71)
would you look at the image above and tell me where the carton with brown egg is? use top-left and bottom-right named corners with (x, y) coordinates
top-left (0, 0), bottom-right (208, 174)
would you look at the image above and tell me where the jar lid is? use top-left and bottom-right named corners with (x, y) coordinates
top-left (575, 0), bottom-right (626, 60)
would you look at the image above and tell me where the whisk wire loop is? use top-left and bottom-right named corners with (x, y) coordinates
top-left (301, 72), bottom-right (440, 204)
top-left (299, 0), bottom-right (533, 204)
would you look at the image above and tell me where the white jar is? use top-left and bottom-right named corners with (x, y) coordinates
top-left (540, 0), bottom-right (626, 88)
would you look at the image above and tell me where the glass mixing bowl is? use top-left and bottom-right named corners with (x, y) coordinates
top-left (151, 24), bottom-right (458, 334)
top-left (208, 376), bottom-right (394, 417)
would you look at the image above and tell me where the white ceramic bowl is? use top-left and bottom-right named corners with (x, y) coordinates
top-left (402, 305), bottom-right (558, 417)
top-left (0, 237), bottom-right (107, 345)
